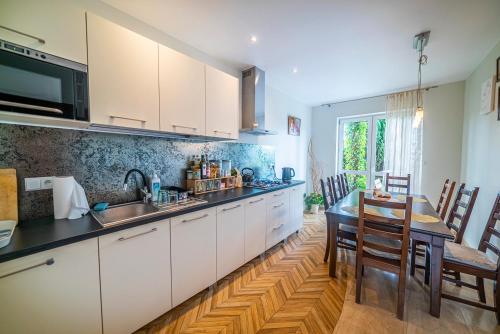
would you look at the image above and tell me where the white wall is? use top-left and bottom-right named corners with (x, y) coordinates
top-left (461, 40), bottom-right (500, 248)
top-left (422, 81), bottom-right (465, 205)
top-left (311, 81), bottom-right (465, 205)
top-left (239, 86), bottom-right (312, 181)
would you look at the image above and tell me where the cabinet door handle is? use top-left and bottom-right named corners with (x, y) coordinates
top-left (273, 203), bottom-right (284, 209)
top-left (110, 115), bottom-right (147, 124)
top-left (273, 192), bottom-right (284, 197)
top-left (118, 228), bottom-right (157, 241)
top-left (172, 124), bottom-right (197, 131)
top-left (0, 25), bottom-right (45, 44)
top-left (0, 258), bottom-right (54, 280)
top-left (182, 213), bottom-right (209, 223)
top-left (249, 198), bottom-right (264, 204)
top-left (213, 130), bottom-right (231, 136)
top-left (272, 223), bottom-right (284, 231)
top-left (222, 204), bottom-right (241, 212)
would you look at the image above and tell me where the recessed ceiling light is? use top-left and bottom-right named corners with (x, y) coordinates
top-left (250, 35), bottom-right (258, 43)
top-left (292, 67), bottom-right (298, 74)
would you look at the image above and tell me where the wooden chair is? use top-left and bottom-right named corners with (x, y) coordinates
top-left (445, 183), bottom-right (479, 244)
top-left (337, 174), bottom-right (347, 198)
top-left (342, 173), bottom-right (350, 194)
top-left (329, 176), bottom-right (343, 202)
top-left (436, 179), bottom-right (457, 220)
top-left (385, 173), bottom-right (411, 195)
top-left (410, 183), bottom-right (479, 284)
top-left (355, 191), bottom-right (413, 320)
top-left (320, 178), bottom-right (357, 262)
top-left (410, 179), bottom-right (456, 282)
top-left (441, 193), bottom-right (500, 324)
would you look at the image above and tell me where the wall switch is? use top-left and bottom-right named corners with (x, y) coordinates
top-left (25, 178), bottom-right (41, 191)
top-left (40, 177), bottom-right (54, 189)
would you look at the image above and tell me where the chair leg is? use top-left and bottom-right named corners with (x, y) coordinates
top-left (323, 220), bottom-right (330, 262)
top-left (496, 277), bottom-right (500, 325)
top-left (410, 239), bottom-right (417, 276)
top-left (477, 277), bottom-right (486, 303)
top-left (397, 269), bottom-right (407, 320)
top-left (454, 272), bottom-right (462, 287)
top-left (355, 260), bottom-right (363, 304)
top-left (424, 246), bottom-right (430, 285)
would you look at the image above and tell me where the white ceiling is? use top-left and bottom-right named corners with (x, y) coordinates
top-left (102, 0), bottom-right (500, 106)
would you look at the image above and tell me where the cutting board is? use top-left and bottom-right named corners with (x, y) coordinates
top-left (0, 169), bottom-right (18, 224)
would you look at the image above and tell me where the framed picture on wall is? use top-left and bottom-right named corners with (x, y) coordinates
top-left (497, 56), bottom-right (500, 82)
top-left (288, 116), bottom-right (301, 136)
top-left (496, 81), bottom-right (500, 121)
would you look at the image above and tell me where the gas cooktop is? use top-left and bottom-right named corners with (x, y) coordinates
top-left (244, 179), bottom-right (289, 190)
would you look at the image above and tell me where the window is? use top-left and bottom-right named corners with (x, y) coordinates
top-left (337, 114), bottom-right (386, 189)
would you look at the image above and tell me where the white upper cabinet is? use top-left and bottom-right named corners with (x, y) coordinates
top-left (86, 13), bottom-right (159, 130)
top-left (206, 66), bottom-right (240, 139)
top-left (99, 219), bottom-right (172, 334)
top-left (0, 0), bottom-right (87, 64)
top-left (159, 45), bottom-right (206, 136)
top-left (0, 239), bottom-right (102, 334)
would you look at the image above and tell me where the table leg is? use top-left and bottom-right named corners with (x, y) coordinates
top-left (429, 236), bottom-right (445, 317)
top-left (328, 216), bottom-right (338, 278)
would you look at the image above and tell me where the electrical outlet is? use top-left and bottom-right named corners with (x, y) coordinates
top-left (39, 177), bottom-right (54, 190)
top-left (25, 178), bottom-right (41, 191)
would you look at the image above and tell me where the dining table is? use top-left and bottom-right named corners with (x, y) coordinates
top-left (325, 189), bottom-right (454, 318)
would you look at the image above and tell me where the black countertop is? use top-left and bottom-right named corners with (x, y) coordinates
top-left (0, 180), bottom-right (305, 263)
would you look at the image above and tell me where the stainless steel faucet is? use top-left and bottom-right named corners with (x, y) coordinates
top-left (123, 169), bottom-right (151, 203)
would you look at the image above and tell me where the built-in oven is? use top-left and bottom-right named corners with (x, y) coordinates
top-left (0, 39), bottom-right (88, 122)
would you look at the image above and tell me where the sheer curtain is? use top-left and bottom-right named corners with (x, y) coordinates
top-left (384, 91), bottom-right (423, 193)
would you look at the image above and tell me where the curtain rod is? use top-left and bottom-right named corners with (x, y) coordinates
top-left (320, 85), bottom-right (439, 107)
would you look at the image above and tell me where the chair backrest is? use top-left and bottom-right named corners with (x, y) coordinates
top-left (478, 194), bottom-right (500, 269)
top-left (342, 173), bottom-right (350, 193)
top-left (320, 178), bottom-right (334, 210)
top-left (357, 192), bottom-right (412, 271)
top-left (436, 179), bottom-right (456, 220)
top-left (337, 174), bottom-right (347, 198)
top-left (385, 173), bottom-right (411, 195)
top-left (329, 176), bottom-right (342, 202)
top-left (446, 183), bottom-right (479, 244)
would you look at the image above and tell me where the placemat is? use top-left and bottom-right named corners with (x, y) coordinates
top-left (395, 194), bottom-right (427, 203)
top-left (391, 209), bottom-right (440, 223)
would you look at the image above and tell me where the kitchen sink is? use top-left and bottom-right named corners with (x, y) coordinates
top-left (91, 202), bottom-right (159, 227)
top-left (91, 198), bottom-right (208, 227)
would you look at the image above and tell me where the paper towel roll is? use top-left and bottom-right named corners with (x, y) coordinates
top-left (53, 176), bottom-right (75, 219)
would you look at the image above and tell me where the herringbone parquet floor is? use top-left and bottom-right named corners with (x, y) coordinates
top-left (136, 214), bottom-right (348, 334)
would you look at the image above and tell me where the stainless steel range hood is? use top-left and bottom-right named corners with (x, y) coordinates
top-left (240, 67), bottom-right (277, 135)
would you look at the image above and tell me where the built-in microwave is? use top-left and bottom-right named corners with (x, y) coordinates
top-left (0, 39), bottom-right (89, 123)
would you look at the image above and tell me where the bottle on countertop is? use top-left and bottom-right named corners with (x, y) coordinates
top-left (150, 172), bottom-right (161, 202)
top-left (200, 154), bottom-right (207, 179)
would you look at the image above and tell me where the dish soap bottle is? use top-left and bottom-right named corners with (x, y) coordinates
top-left (151, 172), bottom-right (161, 202)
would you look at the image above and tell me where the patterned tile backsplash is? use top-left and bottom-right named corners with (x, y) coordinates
top-left (0, 124), bottom-right (275, 221)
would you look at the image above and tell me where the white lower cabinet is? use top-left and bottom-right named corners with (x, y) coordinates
top-left (171, 208), bottom-right (217, 307)
top-left (244, 195), bottom-right (267, 261)
top-left (288, 184), bottom-right (305, 236)
top-left (217, 201), bottom-right (245, 280)
top-left (266, 190), bottom-right (290, 250)
top-left (0, 239), bottom-right (102, 334)
top-left (99, 219), bottom-right (172, 334)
